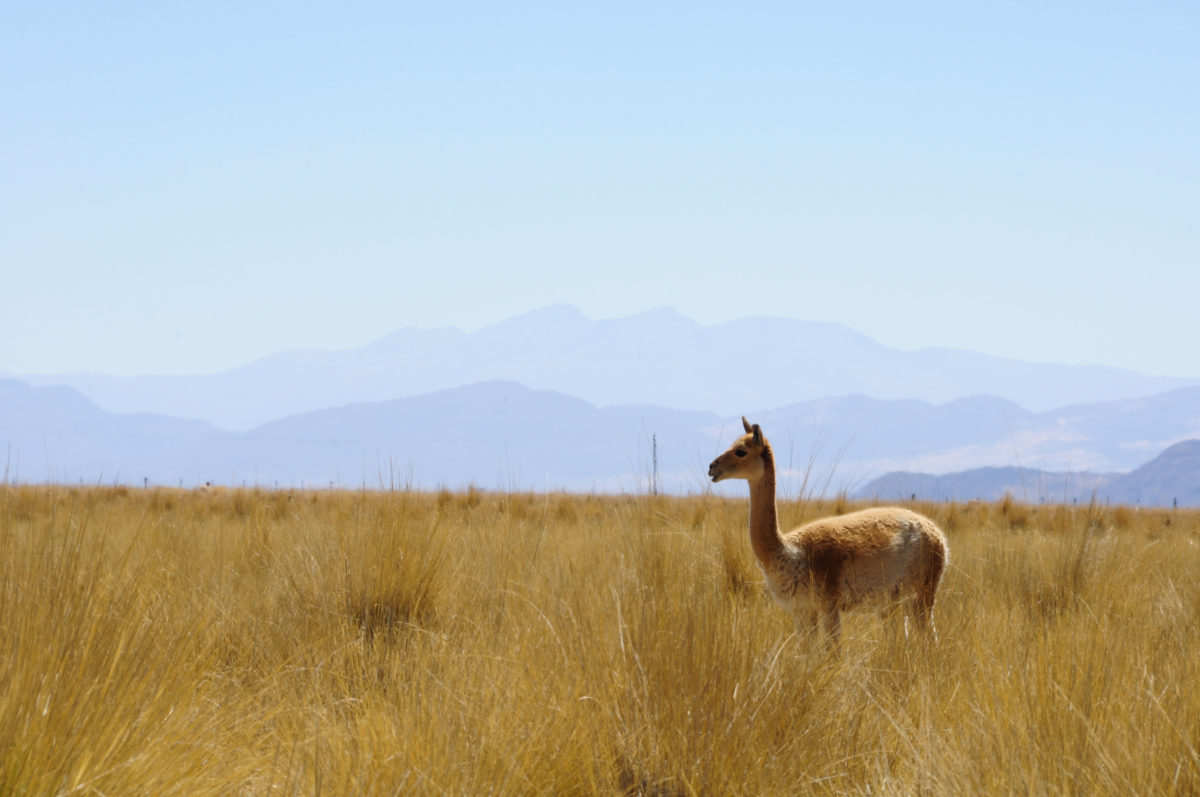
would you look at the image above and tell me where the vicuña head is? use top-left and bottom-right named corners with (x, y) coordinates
top-left (709, 417), bottom-right (949, 641)
top-left (707, 417), bottom-right (771, 484)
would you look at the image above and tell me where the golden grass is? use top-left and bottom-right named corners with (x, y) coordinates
top-left (1, 485), bottom-right (1198, 794)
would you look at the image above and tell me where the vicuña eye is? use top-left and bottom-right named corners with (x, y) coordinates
top-left (735, 449), bottom-right (747, 458)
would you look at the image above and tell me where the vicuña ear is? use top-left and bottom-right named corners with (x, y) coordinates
top-left (751, 424), bottom-right (763, 445)
top-left (742, 416), bottom-right (752, 433)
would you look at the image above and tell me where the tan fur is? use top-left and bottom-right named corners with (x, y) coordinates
top-left (709, 417), bottom-right (948, 639)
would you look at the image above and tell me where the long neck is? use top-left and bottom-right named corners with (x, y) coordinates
top-left (747, 444), bottom-right (784, 566)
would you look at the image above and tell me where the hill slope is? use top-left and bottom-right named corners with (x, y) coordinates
top-left (0, 379), bottom-right (217, 484)
top-left (1103, 439), bottom-right (1200, 506)
top-left (856, 439), bottom-right (1200, 506)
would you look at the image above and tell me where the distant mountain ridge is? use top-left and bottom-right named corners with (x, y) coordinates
top-left (4, 377), bottom-right (1200, 505)
top-left (0, 378), bottom-right (719, 493)
top-left (855, 440), bottom-right (1200, 507)
top-left (0, 378), bottom-right (219, 485)
top-left (1104, 439), bottom-right (1200, 507)
top-left (854, 467), bottom-right (1119, 505)
top-left (10, 305), bottom-right (1196, 430)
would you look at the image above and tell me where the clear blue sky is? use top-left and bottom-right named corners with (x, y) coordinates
top-left (3, 3), bottom-right (1197, 377)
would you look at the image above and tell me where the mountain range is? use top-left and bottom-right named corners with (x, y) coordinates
top-left (8, 305), bottom-right (1195, 430)
top-left (855, 439), bottom-right (1200, 507)
top-left (3, 356), bottom-right (1200, 505)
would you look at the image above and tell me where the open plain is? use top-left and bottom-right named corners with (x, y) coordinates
top-left (1, 485), bottom-right (1197, 794)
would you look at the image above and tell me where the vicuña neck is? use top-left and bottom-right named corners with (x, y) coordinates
top-left (747, 445), bottom-right (784, 566)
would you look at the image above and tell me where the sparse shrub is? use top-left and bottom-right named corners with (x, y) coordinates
top-left (1001, 492), bottom-right (1031, 529)
top-left (341, 512), bottom-right (448, 640)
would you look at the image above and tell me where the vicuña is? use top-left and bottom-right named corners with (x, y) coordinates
top-left (709, 417), bottom-right (948, 640)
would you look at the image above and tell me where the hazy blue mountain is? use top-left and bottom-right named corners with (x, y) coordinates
top-left (1101, 439), bottom-right (1200, 507)
top-left (5, 373), bottom-right (1200, 504)
top-left (0, 378), bottom-right (219, 485)
top-left (218, 380), bottom-right (705, 492)
top-left (853, 467), bottom-right (1119, 504)
top-left (0, 378), bottom-right (726, 492)
top-left (855, 439), bottom-right (1200, 507)
top-left (759, 386), bottom-right (1200, 489)
top-left (12, 305), bottom-right (1195, 429)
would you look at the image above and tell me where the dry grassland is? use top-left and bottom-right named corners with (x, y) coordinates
top-left (1, 485), bottom-right (1198, 795)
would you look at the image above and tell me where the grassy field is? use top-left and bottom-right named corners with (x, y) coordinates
top-left (1, 484), bottom-right (1197, 795)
